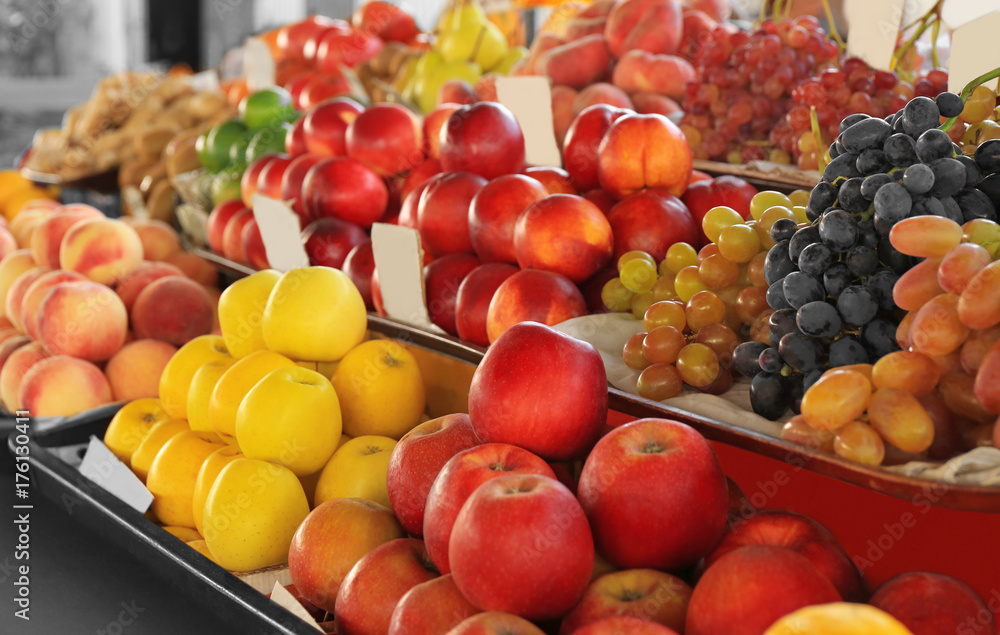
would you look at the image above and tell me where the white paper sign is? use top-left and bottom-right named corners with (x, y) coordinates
top-left (845, 0), bottom-right (905, 73)
top-left (176, 203), bottom-right (210, 247)
top-left (244, 37), bottom-right (276, 92)
top-left (122, 186), bottom-right (148, 221)
top-left (251, 194), bottom-right (310, 272)
top-left (270, 582), bottom-right (324, 633)
top-left (948, 12), bottom-right (1000, 93)
top-left (79, 437), bottom-right (153, 513)
top-left (370, 223), bottom-right (446, 334)
top-left (942, 0), bottom-right (1000, 28)
top-left (495, 76), bottom-right (563, 168)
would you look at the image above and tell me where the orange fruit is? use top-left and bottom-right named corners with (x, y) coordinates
top-left (3, 187), bottom-right (56, 221)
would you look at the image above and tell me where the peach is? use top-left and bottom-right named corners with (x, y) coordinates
top-left (401, 158), bottom-right (444, 203)
top-left (474, 74), bottom-right (499, 102)
top-left (608, 190), bottom-right (701, 261)
top-left (438, 80), bottom-right (477, 106)
top-left (632, 92), bottom-right (682, 116)
top-left (20, 270), bottom-right (88, 340)
top-left (38, 280), bottom-right (128, 362)
top-left (598, 113), bottom-right (693, 199)
top-left (563, 105), bottom-right (631, 194)
top-left (131, 219), bottom-right (181, 261)
top-left (539, 35), bottom-right (613, 89)
top-left (469, 174), bottom-right (548, 264)
top-left (19, 355), bottom-right (113, 417)
top-left (578, 0), bottom-right (617, 18)
top-left (346, 102), bottom-right (424, 177)
top-left (680, 9), bottom-right (718, 58)
top-left (455, 263), bottom-right (519, 347)
top-left (164, 251), bottom-right (218, 287)
top-left (207, 200), bottom-right (248, 254)
top-left (551, 85), bottom-right (579, 148)
top-left (611, 51), bottom-right (695, 100)
top-left (29, 206), bottom-right (104, 267)
top-left (222, 208), bottom-right (253, 264)
top-left (684, 0), bottom-right (728, 22)
top-left (514, 194), bottom-right (613, 283)
top-left (572, 83), bottom-right (634, 115)
top-left (418, 172), bottom-right (488, 258)
top-left (131, 277), bottom-right (214, 346)
top-left (60, 218), bottom-right (145, 285)
top-left (0, 342), bottom-right (50, 411)
top-left (115, 261), bottom-right (184, 312)
top-left (523, 167), bottom-right (576, 195)
top-left (0, 250), bottom-right (37, 318)
top-left (423, 104), bottom-right (461, 160)
top-left (0, 227), bottom-right (18, 261)
top-left (486, 269), bottom-right (587, 343)
top-left (565, 16), bottom-right (608, 41)
top-left (8, 208), bottom-right (50, 247)
top-left (241, 217), bottom-right (270, 270)
top-left (0, 334), bottom-right (30, 370)
top-left (583, 189), bottom-right (617, 216)
top-left (605, 0), bottom-right (682, 58)
top-left (5, 267), bottom-right (52, 331)
top-left (105, 339), bottom-right (178, 401)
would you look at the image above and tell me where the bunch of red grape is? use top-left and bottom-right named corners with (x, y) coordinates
top-left (680, 16), bottom-right (839, 164)
top-left (771, 59), bottom-right (949, 170)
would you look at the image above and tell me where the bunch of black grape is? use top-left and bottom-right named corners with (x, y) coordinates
top-left (733, 91), bottom-right (1000, 421)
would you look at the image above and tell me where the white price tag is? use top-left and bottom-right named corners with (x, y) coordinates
top-left (244, 37), bottom-right (276, 91)
top-left (176, 203), bottom-right (210, 247)
top-left (845, 0), bottom-right (905, 73)
top-left (370, 223), bottom-right (446, 334)
top-left (495, 76), bottom-right (563, 168)
top-left (942, 0), bottom-right (1000, 28)
top-left (948, 12), bottom-right (1000, 93)
top-left (251, 194), bottom-right (310, 272)
top-left (122, 186), bottom-right (148, 221)
top-left (79, 437), bottom-right (153, 514)
top-left (270, 582), bottom-right (324, 633)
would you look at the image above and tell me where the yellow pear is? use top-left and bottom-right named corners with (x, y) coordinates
top-left (130, 418), bottom-right (190, 483)
top-left (236, 366), bottom-right (342, 476)
top-left (187, 358), bottom-right (237, 432)
top-left (208, 350), bottom-right (296, 439)
top-left (203, 458), bottom-right (310, 572)
top-left (217, 270), bottom-right (282, 359)
top-left (191, 444), bottom-right (243, 536)
top-left (491, 45), bottom-right (528, 75)
top-left (103, 398), bottom-right (171, 464)
top-left (437, 0), bottom-right (488, 36)
top-left (474, 22), bottom-right (509, 72)
top-left (314, 435), bottom-right (397, 508)
top-left (158, 335), bottom-right (230, 419)
top-left (147, 430), bottom-right (225, 528)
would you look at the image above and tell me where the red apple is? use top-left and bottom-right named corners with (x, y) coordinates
top-left (335, 538), bottom-right (439, 635)
top-left (423, 443), bottom-right (556, 574)
top-left (704, 510), bottom-right (863, 601)
top-left (303, 157), bottom-right (388, 228)
top-left (455, 263), bottom-right (519, 346)
top-left (523, 166), bottom-right (576, 195)
top-left (869, 572), bottom-right (995, 635)
top-left (317, 27), bottom-right (383, 73)
top-left (560, 569), bottom-right (691, 634)
top-left (575, 617), bottom-right (680, 635)
top-left (278, 16), bottom-right (343, 62)
top-left (468, 174), bottom-right (547, 264)
top-left (303, 21), bottom-right (351, 63)
top-left (386, 413), bottom-right (481, 537)
top-left (563, 105), bottom-right (629, 192)
top-left (303, 97), bottom-right (365, 157)
top-left (343, 240), bottom-right (375, 309)
top-left (347, 103), bottom-right (424, 177)
top-left (448, 612), bottom-right (546, 635)
top-left (608, 189), bottom-right (701, 260)
top-left (207, 200), bottom-right (248, 254)
top-left (485, 269), bottom-right (587, 343)
top-left (439, 102), bottom-right (525, 180)
top-left (681, 176), bottom-right (758, 242)
top-left (388, 574), bottom-right (482, 635)
top-left (257, 154), bottom-right (294, 201)
top-left (425, 253), bottom-right (482, 336)
top-left (285, 116), bottom-right (309, 157)
top-left (450, 474), bottom-right (594, 620)
top-left (685, 545), bottom-right (841, 635)
top-left (598, 113), bottom-right (692, 199)
top-left (469, 321), bottom-right (607, 460)
top-left (301, 217), bottom-right (368, 268)
top-left (578, 418), bottom-right (728, 570)
top-left (514, 194), bottom-right (613, 283)
top-left (298, 74), bottom-right (352, 110)
top-left (402, 158), bottom-right (444, 202)
top-left (222, 208), bottom-right (253, 264)
top-left (281, 153), bottom-right (326, 222)
top-left (424, 104), bottom-right (461, 159)
top-left (241, 155), bottom-right (277, 207)
top-left (418, 172), bottom-right (487, 257)
top-left (241, 218), bottom-right (269, 270)
top-left (288, 498), bottom-right (406, 613)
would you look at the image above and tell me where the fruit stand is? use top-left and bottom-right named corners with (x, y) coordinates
top-left (3, 0), bottom-right (1000, 634)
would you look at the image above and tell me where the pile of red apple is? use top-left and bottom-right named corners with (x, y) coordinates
top-left (208, 84), bottom-right (760, 347)
top-left (280, 322), bottom-right (996, 635)
top-left (509, 0), bottom-right (729, 146)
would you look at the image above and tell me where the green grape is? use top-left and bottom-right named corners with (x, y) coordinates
top-left (702, 206), bottom-right (744, 243)
top-left (675, 266), bottom-right (707, 302)
top-left (792, 205), bottom-right (810, 224)
top-left (962, 219), bottom-right (1000, 258)
top-left (717, 224), bottom-right (760, 263)
top-left (631, 292), bottom-right (656, 319)
top-left (651, 274), bottom-right (677, 301)
top-left (618, 250), bottom-right (656, 273)
top-left (620, 258), bottom-right (658, 294)
top-left (602, 278), bottom-right (634, 312)
top-left (787, 189), bottom-right (810, 207)
top-left (665, 242), bottom-right (697, 273)
top-left (749, 191), bottom-right (792, 220)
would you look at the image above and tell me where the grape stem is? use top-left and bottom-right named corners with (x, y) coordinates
top-left (940, 66), bottom-right (1000, 132)
top-left (820, 0), bottom-right (845, 50)
top-left (930, 19), bottom-right (940, 69)
top-left (891, 0), bottom-right (944, 74)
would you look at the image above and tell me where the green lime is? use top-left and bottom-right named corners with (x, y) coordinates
top-left (228, 130), bottom-right (254, 165)
top-left (200, 119), bottom-right (248, 173)
top-left (239, 87), bottom-right (294, 130)
top-left (211, 167), bottom-right (245, 207)
top-left (245, 127), bottom-right (286, 164)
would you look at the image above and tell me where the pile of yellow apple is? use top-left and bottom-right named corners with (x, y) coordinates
top-left (400, 0), bottom-right (527, 113)
top-left (102, 266), bottom-right (428, 571)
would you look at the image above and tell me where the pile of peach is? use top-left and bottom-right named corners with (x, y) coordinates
top-left (0, 203), bottom-right (219, 417)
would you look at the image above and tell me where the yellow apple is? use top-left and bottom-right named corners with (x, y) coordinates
top-left (147, 430), bottom-right (225, 528)
top-left (261, 267), bottom-right (367, 363)
top-left (186, 539), bottom-right (218, 564)
top-left (162, 526), bottom-right (203, 542)
top-left (158, 335), bottom-right (230, 419)
top-left (314, 435), bottom-right (397, 508)
top-left (332, 339), bottom-right (425, 439)
top-left (218, 269), bottom-right (281, 359)
top-left (187, 358), bottom-right (237, 432)
top-left (236, 366), bottom-right (342, 476)
top-left (208, 349), bottom-right (295, 439)
top-left (103, 398), bottom-right (171, 464)
top-left (203, 458), bottom-right (310, 572)
top-left (191, 444), bottom-right (243, 536)
top-left (130, 418), bottom-right (190, 483)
